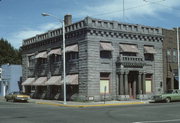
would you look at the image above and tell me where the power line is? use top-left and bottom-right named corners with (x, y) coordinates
top-left (73, 0), bottom-right (166, 21)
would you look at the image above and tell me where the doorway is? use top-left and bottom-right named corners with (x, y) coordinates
top-left (128, 71), bottom-right (138, 99)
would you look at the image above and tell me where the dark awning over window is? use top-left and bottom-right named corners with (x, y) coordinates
top-left (100, 42), bottom-right (113, 51)
top-left (22, 78), bottom-right (35, 86)
top-left (46, 76), bottom-right (62, 85)
top-left (66, 44), bottom-right (78, 53)
top-left (144, 46), bottom-right (156, 54)
top-left (33, 77), bottom-right (47, 86)
top-left (35, 51), bottom-right (47, 58)
top-left (119, 44), bottom-right (139, 53)
top-left (48, 49), bottom-right (61, 56)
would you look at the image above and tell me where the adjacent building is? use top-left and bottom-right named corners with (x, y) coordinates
top-left (162, 28), bottom-right (179, 91)
top-left (21, 15), bottom-right (163, 101)
top-left (0, 64), bottom-right (22, 96)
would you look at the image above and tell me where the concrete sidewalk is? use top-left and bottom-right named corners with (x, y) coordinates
top-left (0, 96), bottom-right (150, 107)
top-left (29, 98), bottom-right (150, 108)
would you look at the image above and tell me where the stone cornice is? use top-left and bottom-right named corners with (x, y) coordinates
top-left (86, 28), bottom-right (163, 43)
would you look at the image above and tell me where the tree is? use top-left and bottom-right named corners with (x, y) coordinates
top-left (0, 38), bottom-right (21, 65)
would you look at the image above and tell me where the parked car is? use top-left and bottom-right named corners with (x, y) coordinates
top-left (5, 92), bottom-right (30, 102)
top-left (152, 89), bottom-right (180, 103)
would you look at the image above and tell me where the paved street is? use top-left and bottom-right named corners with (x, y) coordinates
top-left (0, 99), bottom-right (180, 123)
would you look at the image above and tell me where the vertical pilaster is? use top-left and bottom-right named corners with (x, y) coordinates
top-left (142, 73), bottom-right (146, 94)
top-left (138, 72), bottom-right (142, 94)
top-left (120, 72), bottom-right (124, 95)
top-left (116, 74), bottom-right (119, 96)
top-left (124, 71), bottom-right (129, 95)
top-left (133, 80), bottom-right (136, 98)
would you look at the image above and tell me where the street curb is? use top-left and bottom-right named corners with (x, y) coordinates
top-left (36, 101), bottom-right (147, 108)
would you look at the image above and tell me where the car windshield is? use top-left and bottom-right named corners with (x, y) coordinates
top-left (166, 90), bottom-right (174, 94)
top-left (13, 92), bottom-right (24, 95)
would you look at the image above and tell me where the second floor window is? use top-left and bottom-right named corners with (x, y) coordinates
top-left (100, 51), bottom-right (112, 59)
top-left (66, 52), bottom-right (78, 61)
top-left (50, 55), bottom-right (61, 63)
top-left (120, 52), bottom-right (137, 56)
top-left (144, 46), bottom-right (156, 61)
top-left (144, 54), bottom-right (154, 61)
top-left (38, 58), bottom-right (47, 65)
top-left (100, 42), bottom-right (113, 59)
top-left (28, 55), bottom-right (35, 67)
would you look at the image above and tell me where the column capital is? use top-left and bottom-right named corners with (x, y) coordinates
top-left (138, 72), bottom-right (143, 75)
top-left (124, 71), bottom-right (129, 75)
top-left (119, 71), bottom-right (124, 75)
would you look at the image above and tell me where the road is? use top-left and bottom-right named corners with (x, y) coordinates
top-left (0, 99), bottom-right (180, 123)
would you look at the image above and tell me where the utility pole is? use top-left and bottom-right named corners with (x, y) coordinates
top-left (123, 0), bottom-right (125, 21)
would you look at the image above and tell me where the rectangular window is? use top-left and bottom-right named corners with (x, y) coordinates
top-left (100, 51), bottom-right (112, 59)
top-left (121, 52), bottom-right (136, 56)
top-left (145, 80), bottom-right (152, 93)
top-left (50, 55), bottom-right (61, 63)
top-left (173, 49), bottom-right (177, 63)
top-left (145, 74), bottom-right (152, 93)
top-left (167, 49), bottom-right (171, 56)
top-left (100, 80), bottom-right (109, 94)
top-left (100, 73), bottom-right (110, 94)
top-left (144, 54), bottom-right (154, 61)
top-left (38, 58), bottom-right (47, 65)
top-left (66, 52), bottom-right (78, 61)
top-left (167, 49), bottom-right (172, 62)
top-left (28, 55), bottom-right (35, 67)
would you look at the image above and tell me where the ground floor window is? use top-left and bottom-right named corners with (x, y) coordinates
top-left (145, 74), bottom-right (152, 93)
top-left (100, 73), bottom-right (110, 94)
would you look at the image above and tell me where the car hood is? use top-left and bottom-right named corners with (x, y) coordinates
top-left (16, 95), bottom-right (30, 98)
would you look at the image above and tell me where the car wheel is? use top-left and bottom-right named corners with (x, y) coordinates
top-left (165, 97), bottom-right (171, 103)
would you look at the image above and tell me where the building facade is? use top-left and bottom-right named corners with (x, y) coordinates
top-left (162, 28), bottom-right (179, 91)
top-left (0, 64), bottom-right (22, 96)
top-left (21, 16), bottom-right (163, 101)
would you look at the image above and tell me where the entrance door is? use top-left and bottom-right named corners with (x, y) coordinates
top-left (128, 71), bottom-right (138, 99)
top-left (166, 78), bottom-right (171, 90)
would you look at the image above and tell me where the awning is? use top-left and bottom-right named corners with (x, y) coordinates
top-left (48, 49), bottom-right (61, 56)
top-left (119, 44), bottom-right (139, 53)
top-left (144, 46), bottom-right (156, 54)
top-left (46, 76), bottom-right (62, 85)
top-left (26, 53), bottom-right (35, 56)
top-left (63, 74), bottom-right (78, 85)
top-left (22, 78), bottom-right (35, 86)
top-left (35, 51), bottom-right (47, 58)
top-left (66, 44), bottom-right (78, 53)
top-left (100, 42), bottom-right (113, 51)
top-left (33, 77), bottom-right (47, 86)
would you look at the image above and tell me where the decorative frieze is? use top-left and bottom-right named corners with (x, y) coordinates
top-left (87, 29), bottom-right (163, 42)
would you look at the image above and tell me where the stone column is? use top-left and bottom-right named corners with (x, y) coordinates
top-left (47, 85), bottom-right (51, 99)
top-left (116, 74), bottom-right (119, 96)
top-left (138, 72), bottom-right (142, 94)
top-left (120, 72), bottom-right (124, 95)
top-left (133, 80), bottom-right (136, 98)
top-left (124, 71), bottom-right (129, 95)
top-left (142, 73), bottom-right (146, 94)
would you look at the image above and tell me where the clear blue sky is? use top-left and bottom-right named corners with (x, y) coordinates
top-left (0, 0), bottom-right (180, 49)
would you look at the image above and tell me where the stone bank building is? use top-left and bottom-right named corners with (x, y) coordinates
top-left (21, 15), bottom-right (163, 101)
